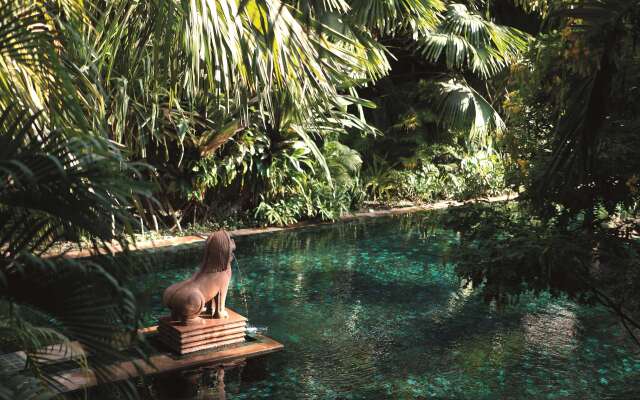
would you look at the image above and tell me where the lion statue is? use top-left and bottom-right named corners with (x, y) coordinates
top-left (162, 230), bottom-right (235, 325)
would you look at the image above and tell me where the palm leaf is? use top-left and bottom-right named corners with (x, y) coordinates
top-left (0, 103), bottom-right (153, 397)
top-left (2, 255), bottom-right (146, 397)
top-left (0, 107), bottom-right (151, 256)
top-left (419, 3), bottom-right (528, 79)
top-left (349, 0), bottom-right (445, 35)
top-left (324, 141), bottom-right (363, 186)
top-left (0, 0), bottom-right (53, 111)
top-left (431, 79), bottom-right (505, 145)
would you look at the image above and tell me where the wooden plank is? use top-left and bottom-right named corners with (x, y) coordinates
top-left (158, 331), bottom-right (246, 350)
top-left (159, 326), bottom-right (247, 345)
top-left (50, 334), bottom-right (284, 393)
top-left (177, 337), bottom-right (246, 355)
top-left (158, 332), bottom-right (246, 354)
top-left (176, 333), bottom-right (246, 350)
top-left (159, 321), bottom-right (246, 340)
top-left (158, 309), bottom-right (247, 335)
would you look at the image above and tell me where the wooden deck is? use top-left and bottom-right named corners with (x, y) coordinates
top-left (1, 330), bottom-right (283, 394)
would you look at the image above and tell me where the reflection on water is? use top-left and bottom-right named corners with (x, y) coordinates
top-left (445, 280), bottom-right (474, 316)
top-left (135, 213), bottom-right (640, 399)
top-left (151, 365), bottom-right (230, 400)
top-left (522, 303), bottom-right (578, 357)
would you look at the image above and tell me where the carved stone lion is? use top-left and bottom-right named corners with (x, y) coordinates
top-left (162, 230), bottom-right (235, 325)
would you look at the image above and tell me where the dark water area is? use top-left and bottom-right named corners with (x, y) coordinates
top-left (133, 212), bottom-right (640, 399)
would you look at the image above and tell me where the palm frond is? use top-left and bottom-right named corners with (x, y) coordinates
top-left (180, 0), bottom-right (365, 115)
top-left (0, 0), bottom-right (53, 111)
top-left (349, 0), bottom-right (445, 35)
top-left (324, 141), bottom-right (363, 186)
top-left (1, 254), bottom-right (146, 397)
top-left (431, 79), bottom-right (505, 145)
top-left (0, 0), bottom-right (95, 135)
top-left (292, 0), bottom-right (351, 15)
top-left (0, 106), bottom-right (151, 257)
top-left (419, 3), bottom-right (528, 79)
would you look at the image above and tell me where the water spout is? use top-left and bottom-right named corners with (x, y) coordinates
top-left (232, 255), bottom-right (250, 318)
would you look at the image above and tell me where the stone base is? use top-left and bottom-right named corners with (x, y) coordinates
top-left (158, 309), bottom-right (247, 355)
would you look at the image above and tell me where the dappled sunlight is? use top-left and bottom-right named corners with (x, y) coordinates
top-left (445, 279), bottom-right (475, 316)
top-left (3, 0), bottom-right (640, 398)
top-left (133, 214), bottom-right (640, 398)
top-left (522, 303), bottom-right (579, 358)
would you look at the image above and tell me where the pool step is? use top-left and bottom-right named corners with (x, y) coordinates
top-left (158, 309), bottom-right (248, 355)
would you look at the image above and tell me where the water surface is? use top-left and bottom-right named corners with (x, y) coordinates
top-left (136, 212), bottom-right (640, 399)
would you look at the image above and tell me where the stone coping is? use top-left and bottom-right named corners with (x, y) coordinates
top-left (51, 194), bottom-right (516, 259)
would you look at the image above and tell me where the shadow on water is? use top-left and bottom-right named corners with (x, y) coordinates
top-left (127, 211), bottom-right (640, 400)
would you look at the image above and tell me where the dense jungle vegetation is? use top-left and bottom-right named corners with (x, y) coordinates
top-left (1, 0), bottom-right (640, 398)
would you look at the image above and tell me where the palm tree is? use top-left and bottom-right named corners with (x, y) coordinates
top-left (0, 1), bottom-right (152, 397)
top-left (0, 0), bottom-right (436, 395)
top-left (0, 107), bottom-right (153, 399)
top-left (417, 2), bottom-right (528, 145)
top-left (0, 1), bottom-right (532, 395)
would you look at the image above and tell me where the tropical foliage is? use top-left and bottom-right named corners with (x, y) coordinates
top-left (0, 0), bottom-right (157, 397)
top-left (441, 202), bottom-right (640, 346)
top-left (0, 107), bottom-right (152, 397)
top-left (0, 0), bottom-right (528, 397)
top-left (10, 0), bottom-right (640, 397)
top-left (442, 0), bottom-right (640, 347)
top-left (61, 0), bottom-right (525, 228)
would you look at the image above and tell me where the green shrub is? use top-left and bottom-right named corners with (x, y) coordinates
top-left (363, 147), bottom-right (506, 203)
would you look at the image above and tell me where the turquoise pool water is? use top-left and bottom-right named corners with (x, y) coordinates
top-left (137, 213), bottom-right (640, 399)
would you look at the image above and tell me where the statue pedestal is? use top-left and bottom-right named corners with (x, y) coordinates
top-left (158, 309), bottom-right (247, 354)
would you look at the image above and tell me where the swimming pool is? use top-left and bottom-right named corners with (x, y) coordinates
top-left (137, 212), bottom-right (640, 399)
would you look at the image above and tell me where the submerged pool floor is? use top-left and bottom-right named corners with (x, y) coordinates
top-left (136, 213), bottom-right (640, 399)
